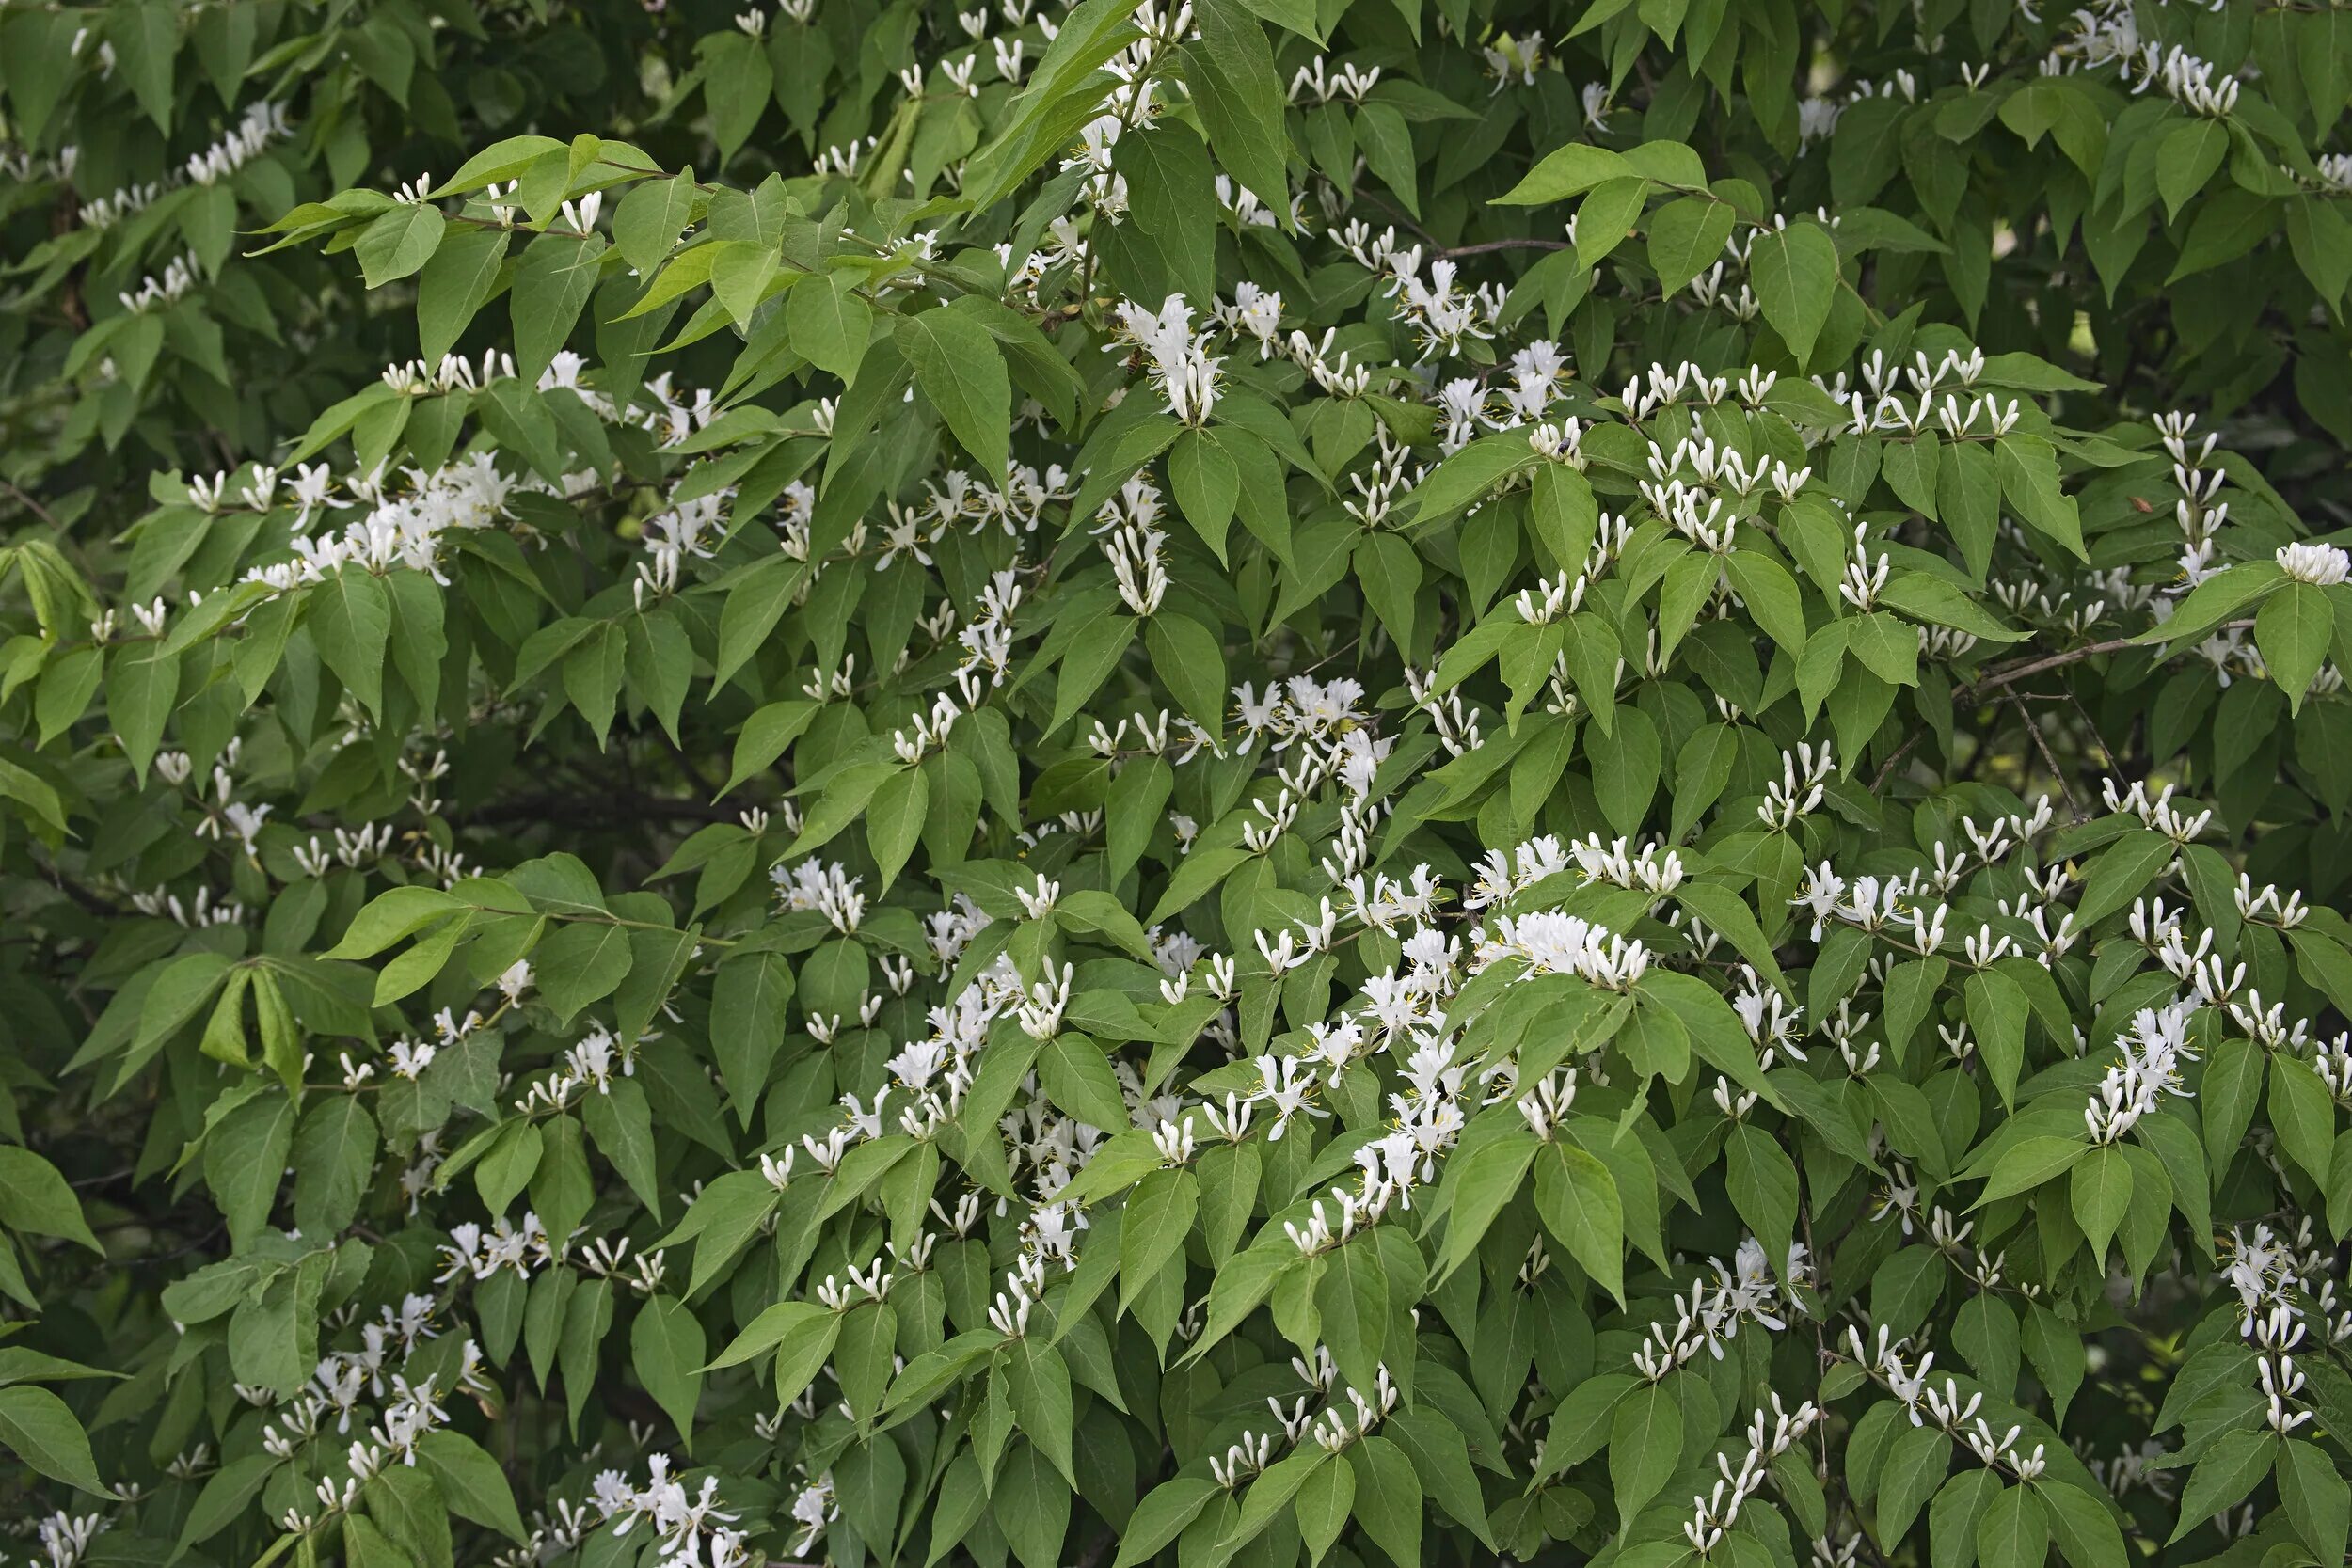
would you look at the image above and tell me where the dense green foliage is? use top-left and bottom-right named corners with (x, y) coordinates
top-left (7, 3), bottom-right (2352, 1568)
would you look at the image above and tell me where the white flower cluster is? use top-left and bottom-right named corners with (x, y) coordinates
top-left (1382, 246), bottom-right (1504, 361)
top-left (257, 1300), bottom-right (496, 1534)
top-left (1683, 1396), bottom-right (1822, 1557)
top-left (1632, 1240), bottom-right (1805, 1379)
top-left (118, 253), bottom-right (199, 314)
top-left (185, 100), bottom-right (295, 186)
top-left (1110, 294), bottom-right (1223, 427)
top-left (2277, 541), bottom-right (2350, 588)
top-left (771, 858), bottom-right (868, 932)
top-left (2082, 998), bottom-right (2199, 1144)
top-left (436, 1212), bottom-right (555, 1281)
top-left (1093, 474), bottom-right (1171, 615)
top-left (594, 1456), bottom-right (748, 1568)
top-left (233, 452), bottom-right (519, 591)
top-left (1472, 911), bottom-right (1651, 990)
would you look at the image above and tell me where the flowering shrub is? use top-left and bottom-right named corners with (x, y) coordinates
top-left (8, 1), bottom-right (2352, 1568)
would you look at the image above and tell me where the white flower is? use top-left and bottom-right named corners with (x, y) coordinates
top-left (1110, 295), bottom-right (1223, 426)
top-left (2277, 542), bottom-right (2351, 587)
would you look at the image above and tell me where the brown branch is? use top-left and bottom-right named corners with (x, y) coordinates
top-left (1868, 733), bottom-right (1923, 795)
top-left (1954, 635), bottom-right (2140, 703)
top-left (0, 477), bottom-right (62, 530)
top-left (459, 791), bottom-right (740, 827)
top-left (1950, 619), bottom-right (2253, 706)
top-left (1441, 236), bottom-right (1574, 257)
top-left (2006, 689), bottom-right (2080, 819)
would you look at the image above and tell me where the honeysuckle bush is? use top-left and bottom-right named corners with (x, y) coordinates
top-left (11, 0), bottom-right (2352, 1567)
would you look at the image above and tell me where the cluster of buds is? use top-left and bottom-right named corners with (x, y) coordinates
top-left (1683, 1397), bottom-right (1822, 1556)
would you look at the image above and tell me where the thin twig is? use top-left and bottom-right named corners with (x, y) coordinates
top-left (1868, 733), bottom-right (1922, 794)
top-left (1441, 236), bottom-right (1574, 257)
top-left (2006, 689), bottom-right (2079, 820)
top-left (0, 477), bottom-right (60, 530)
top-left (460, 791), bottom-right (742, 827)
top-left (1951, 620), bottom-right (2251, 706)
top-left (2062, 688), bottom-right (2121, 775)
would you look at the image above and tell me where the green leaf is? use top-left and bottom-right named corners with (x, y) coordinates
top-left (1296, 1455), bottom-right (1355, 1565)
top-left (2043, 1481), bottom-right (2127, 1568)
top-left (519, 1113), bottom-right (590, 1260)
top-left (2156, 118), bottom-right (2227, 219)
top-left (0, 1147), bottom-right (102, 1254)
top-left (2257, 579), bottom-right (2333, 710)
top-left (898, 307), bottom-right (1012, 479)
top-left (723, 700), bottom-right (818, 796)
top-left (2169, 1430), bottom-right (2276, 1543)
top-left (1724, 549), bottom-right (1808, 655)
top-left (1347, 1436), bottom-right (1422, 1568)
top-left (1497, 142), bottom-right (1637, 204)
top-left (178, 1454), bottom-right (278, 1552)
top-left (2074, 829), bottom-right (2176, 928)
top-left (330, 886), bottom-right (464, 960)
top-left (357, 204), bottom-right (449, 288)
top-left (1576, 177), bottom-right (1649, 268)
top-left (104, 643), bottom-right (179, 783)
top-left (512, 234), bottom-right (608, 387)
top-left (1145, 612), bottom-right (1228, 736)
top-left (1356, 531), bottom-right (1423, 652)
top-left (2135, 562), bottom-right (2280, 648)
top-left (711, 555), bottom-right (811, 690)
top-left (787, 270), bottom-right (874, 384)
top-left (1976, 1484), bottom-right (2049, 1568)
top-left (342, 1514), bottom-right (416, 1568)
top-left (204, 1092), bottom-right (295, 1249)
top-left (2280, 1436), bottom-right (2351, 1568)
top-left (1113, 1479), bottom-right (1220, 1568)
top-left (0, 1385), bottom-right (106, 1493)
top-left (1038, 1034), bottom-right (1129, 1132)
top-left (1963, 967), bottom-right (2030, 1106)
top-left (614, 168), bottom-right (699, 277)
top-left (2268, 1054), bottom-right (2335, 1187)
top-left (2201, 1034), bottom-right (2265, 1177)
top-left (308, 570), bottom-right (392, 720)
top-left (710, 949), bottom-right (793, 1118)
top-left (1315, 1236), bottom-right (1390, 1393)
top-left (699, 30), bottom-right (774, 162)
top-left (1750, 220), bottom-right (1840, 362)
top-left (1607, 1379), bottom-right (1683, 1533)
top-left (417, 226), bottom-right (510, 365)
top-left (631, 1295), bottom-right (706, 1446)
top-left (292, 1095), bottom-right (379, 1237)
top-left (377, 1478), bottom-right (463, 1568)
top-left (1119, 1167), bottom-right (1198, 1309)
top-left (532, 919), bottom-right (635, 1026)
top-left (582, 1078), bottom-right (662, 1216)
top-left (1184, 0), bottom-right (1290, 221)
top-left (2068, 1144), bottom-right (2132, 1265)
top-left (1045, 614), bottom-right (1137, 737)
top-left (1931, 1470), bottom-right (2002, 1568)
top-left (961, 0), bottom-right (1149, 211)
top-left (1973, 1134), bottom-right (2088, 1206)
top-left (1436, 1129), bottom-right (1538, 1280)
top-left (419, 1430), bottom-right (530, 1542)
top-left (1647, 196), bottom-right (1738, 295)
top-left (1994, 435), bottom-right (2088, 561)
top-left (1874, 1421), bottom-right (1950, 1544)
top-left (110, 0), bottom-right (178, 129)
top-left (995, 1440), bottom-right (1073, 1568)
top-left (1726, 1123), bottom-right (1798, 1281)
top-left (1533, 1139), bottom-right (1625, 1307)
